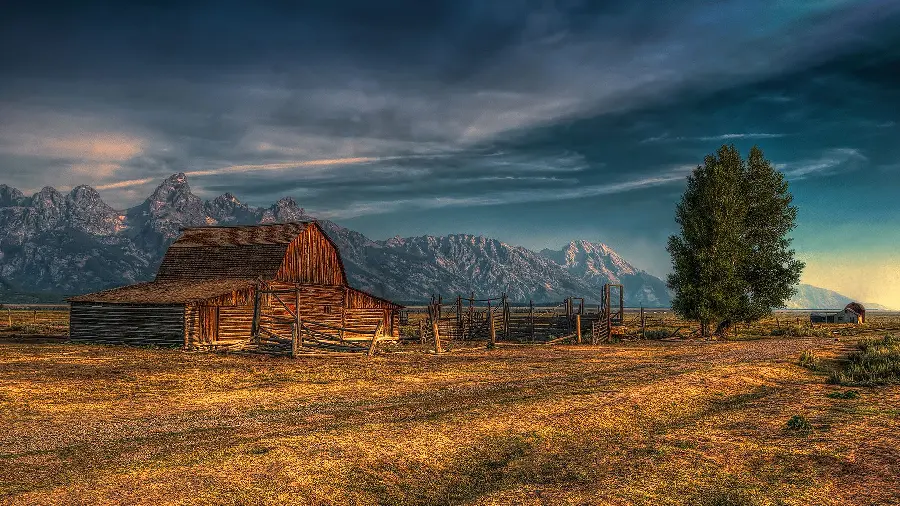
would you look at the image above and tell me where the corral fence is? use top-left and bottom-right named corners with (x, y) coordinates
top-left (400, 285), bottom-right (629, 346)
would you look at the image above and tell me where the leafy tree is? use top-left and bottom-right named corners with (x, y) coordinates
top-left (667, 144), bottom-right (803, 336)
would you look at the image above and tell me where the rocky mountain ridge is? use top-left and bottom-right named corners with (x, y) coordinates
top-left (0, 173), bottom-right (884, 309)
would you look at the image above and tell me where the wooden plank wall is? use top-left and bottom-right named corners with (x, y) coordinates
top-left (69, 303), bottom-right (185, 346)
top-left (345, 288), bottom-right (399, 310)
top-left (185, 304), bottom-right (255, 346)
top-left (263, 283), bottom-right (344, 339)
top-left (184, 282), bottom-right (402, 346)
top-left (261, 283), bottom-right (398, 339)
top-left (275, 226), bottom-right (346, 285)
top-left (344, 308), bottom-right (393, 338)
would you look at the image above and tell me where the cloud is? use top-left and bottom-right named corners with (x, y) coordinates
top-left (642, 133), bottom-right (788, 143)
top-left (780, 148), bottom-right (868, 179)
top-left (95, 178), bottom-right (157, 191)
top-left (183, 157), bottom-right (380, 177)
top-left (91, 157), bottom-right (384, 192)
top-left (317, 164), bottom-right (692, 219)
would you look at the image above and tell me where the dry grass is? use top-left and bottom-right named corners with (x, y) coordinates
top-left (1, 330), bottom-right (899, 506)
top-left (830, 335), bottom-right (900, 386)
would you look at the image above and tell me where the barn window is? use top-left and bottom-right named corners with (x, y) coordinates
top-left (323, 305), bottom-right (331, 314)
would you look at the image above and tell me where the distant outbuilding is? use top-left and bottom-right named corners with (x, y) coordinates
top-left (810, 302), bottom-right (865, 324)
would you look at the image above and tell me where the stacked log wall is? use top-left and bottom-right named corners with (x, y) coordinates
top-left (69, 303), bottom-right (185, 346)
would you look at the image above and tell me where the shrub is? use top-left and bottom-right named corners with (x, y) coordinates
top-left (771, 325), bottom-right (830, 338)
top-left (798, 350), bottom-right (819, 371)
top-left (785, 415), bottom-right (812, 433)
top-left (826, 390), bottom-right (860, 400)
top-left (829, 334), bottom-right (900, 386)
top-left (643, 329), bottom-right (672, 340)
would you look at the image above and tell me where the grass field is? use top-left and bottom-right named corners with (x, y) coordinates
top-left (2, 326), bottom-right (899, 505)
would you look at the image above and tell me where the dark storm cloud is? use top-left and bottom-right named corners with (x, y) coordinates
top-left (1, 0), bottom-right (899, 224)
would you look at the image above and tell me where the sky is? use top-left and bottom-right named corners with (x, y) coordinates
top-left (1, 0), bottom-right (899, 307)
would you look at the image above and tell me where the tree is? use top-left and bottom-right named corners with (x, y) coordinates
top-left (666, 144), bottom-right (804, 336)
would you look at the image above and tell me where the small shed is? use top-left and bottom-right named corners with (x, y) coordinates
top-left (68, 222), bottom-right (402, 348)
top-left (810, 302), bottom-right (865, 325)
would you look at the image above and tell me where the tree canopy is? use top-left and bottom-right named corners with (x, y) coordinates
top-left (667, 145), bottom-right (804, 335)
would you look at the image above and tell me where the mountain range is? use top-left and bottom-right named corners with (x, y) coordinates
top-left (0, 173), bottom-right (887, 309)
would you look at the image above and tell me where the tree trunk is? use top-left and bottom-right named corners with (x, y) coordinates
top-left (714, 320), bottom-right (732, 337)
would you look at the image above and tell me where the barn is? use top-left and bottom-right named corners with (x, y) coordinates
top-left (810, 302), bottom-right (865, 325)
top-left (68, 222), bottom-right (401, 350)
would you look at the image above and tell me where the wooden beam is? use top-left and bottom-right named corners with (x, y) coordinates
top-left (641, 306), bottom-right (645, 339)
top-left (367, 321), bottom-right (383, 357)
top-left (489, 308), bottom-right (497, 347)
top-left (251, 284), bottom-right (261, 344)
top-left (529, 300), bottom-right (534, 343)
top-left (295, 287), bottom-right (302, 353)
top-left (341, 286), bottom-right (346, 342)
top-left (575, 314), bottom-right (581, 344)
top-left (432, 304), bottom-right (443, 354)
top-left (183, 304), bottom-right (190, 349)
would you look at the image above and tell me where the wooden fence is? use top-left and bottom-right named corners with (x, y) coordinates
top-left (1, 305), bottom-right (69, 335)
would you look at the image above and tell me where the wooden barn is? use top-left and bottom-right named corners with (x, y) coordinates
top-left (68, 222), bottom-right (402, 350)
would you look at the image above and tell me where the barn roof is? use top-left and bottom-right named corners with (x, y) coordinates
top-left (68, 278), bottom-right (256, 304)
top-left (845, 302), bottom-right (866, 315)
top-left (70, 222), bottom-right (402, 308)
top-left (155, 222), bottom-right (313, 281)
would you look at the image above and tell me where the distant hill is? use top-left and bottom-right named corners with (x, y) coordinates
top-left (784, 284), bottom-right (891, 310)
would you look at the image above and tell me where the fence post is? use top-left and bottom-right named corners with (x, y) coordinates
top-left (419, 319), bottom-right (425, 344)
top-left (7, 308), bottom-right (10, 327)
top-left (432, 306), bottom-right (443, 354)
top-left (33, 310), bottom-right (37, 324)
top-left (641, 306), bottom-right (645, 339)
top-left (489, 310), bottom-right (497, 347)
top-left (606, 302), bottom-right (612, 342)
top-left (368, 322), bottom-right (383, 357)
top-left (468, 292), bottom-right (475, 341)
top-left (503, 294), bottom-right (510, 340)
top-left (456, 295), bottom-right (462, 338)
top-left (575, 314), bottom-right (581, 344)
top-left (529, 300), bottom-right (534, 343)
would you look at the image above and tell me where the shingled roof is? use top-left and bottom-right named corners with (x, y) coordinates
top-left (68, 278), bottom-right (256, 304)
top-left (155, 222), bottom-right (311, 281)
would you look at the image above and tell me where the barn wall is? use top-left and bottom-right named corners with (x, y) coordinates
top-left (69, 303), bottom-right (185, 346)
top-left (344, 308), bottom-right (396, 338)
top-left (185, 303), bottom-right (255, 347)
top-left (259, 283), bottom-right (398, 340)
top-left (183, 281), bottom-right (401, 346)
top-left (275, 226), bottom-right (347, 285)
top-left (345, 288), bottom-right (400, 310)
top-left (262, 284), bottom-right (345, 340)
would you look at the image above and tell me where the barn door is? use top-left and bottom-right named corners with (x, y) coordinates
top-left (200, 306), bottom-right (219, 344)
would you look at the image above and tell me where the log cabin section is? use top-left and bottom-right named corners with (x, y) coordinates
top-left (68, 222), bottom-right (402, 348)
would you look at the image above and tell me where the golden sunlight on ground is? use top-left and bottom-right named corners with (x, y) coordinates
top-left (1, 335), bottom-right (898, 505)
